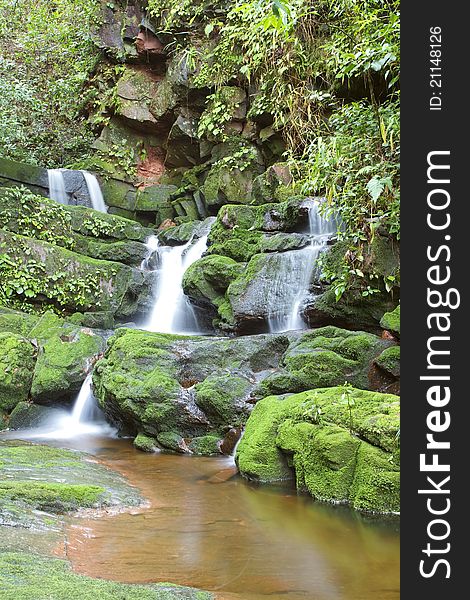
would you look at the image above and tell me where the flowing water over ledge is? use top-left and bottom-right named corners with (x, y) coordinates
top-left (54, 436), bottom-right (399, 600)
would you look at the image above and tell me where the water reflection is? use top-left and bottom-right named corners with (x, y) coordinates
top-left (61, 438), bottom-right (399, 600)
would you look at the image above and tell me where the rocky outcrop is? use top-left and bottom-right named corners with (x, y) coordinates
top-left (236, 386), bottom-right (400, 513)
top-left (91, 326), bottom-right (399, 454)
top-left (93, 328), bottom-right (291, 452)
top-left (0, 188), bottom-right (155, 319)
top-left (0, 308), bottom-right (107, 406)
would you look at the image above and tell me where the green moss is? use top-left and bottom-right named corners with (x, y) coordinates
top-left (31, 328), bottom-right (105, 402)
top-left (182, 255), bottom-right (244, 309)
top-left (0, 552), bottom-right (214, 600)
top-left (0, 332), bottom-right (36, 411)
top-left (194, 374), bottom-right (251, 427)
top-left (375, 345), bottom-right (400, 377)
top-left (236, 393), bottom-right (299, 483)
top-left (0, 482), bottom-right (106, 512)
top-left (238, 386), bottom-right (400, 513)
top-left (280, 327), bottom-right (391, 392)
top-left (134, 433), bottom-right (159, 453)
top-left (0, 307), bottom-right (39, 336)
top-left (156, 431), bottom-right (188, 453)
top-left (380, 304), bottom-right (400, 335)
top-left (0, 229), bottom-right (134, 316)
top-left (277, 421), bottom-right (360, 501)
top-left (350, 442), bottom-right (400, 513)
top-left (189, 436), bottom-right (221, 455)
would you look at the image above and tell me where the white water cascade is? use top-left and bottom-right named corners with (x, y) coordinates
top-left (47, 169), bottom-right (68, 204)
top-left (145, 232), bottom-right (211, 334)
top-left (82, 171), bottom-right (108, 213)
top-left (29, 374), bottom-right (114, 439)
top-left (267, 199), bottom-right (340, 333)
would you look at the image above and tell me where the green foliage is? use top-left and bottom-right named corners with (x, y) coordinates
top-left (0, 187), bottom-right (75, 249)
top-left (0, 0), bottom-right (100, 166)
top-left (0, 236), bottom-right (109, 315)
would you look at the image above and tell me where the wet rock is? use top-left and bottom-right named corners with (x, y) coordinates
top-left (259, 326), bottom-right (393, 397)
top-left (0, 333), bottom-right (36, 412)
top-left (237, 386), bottom-right (400, 513)
top-left (133, 432), bottom-right (159, 453)
top-left (380, 304), bottom-right (400, 336)
top-left (8, 402), bottom-right (65, 430)
top-left (93, 328), bottom-right (290, 452)
top-left (220, 427), bottom-right (243, 455)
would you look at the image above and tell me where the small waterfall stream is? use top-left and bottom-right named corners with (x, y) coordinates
top-left (82, 171), bottom-right (108, 213)
top-left (267, 199), bottom-right (340, 333)
top-left (145, 220), bottom-right (215, 334)
top-left (47, 169), bottom-right (68, 204)
top-left (47, 169), bottom-right (107, 212)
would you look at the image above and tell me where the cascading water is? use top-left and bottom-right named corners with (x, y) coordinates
top-left (23, 373), bottom-right (114, 439)
top-left (47, 169), bottom-right (107, 212)
top-left (82, 171), bottom-right (108, 213)
top-left (267, 199), bottom-right (340, 333)
top-left (145, 221), bottom-right (214, 334)
top-left (47, 169), bottom-right (68, 204)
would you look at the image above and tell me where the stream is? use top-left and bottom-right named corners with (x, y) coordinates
top-left (39, 434), bottom-right (401, 600)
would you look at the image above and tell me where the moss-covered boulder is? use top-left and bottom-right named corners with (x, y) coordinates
top-left (0, 308), bottom-right (107, 407)
top-left (237, 387), bottom-right (400, 513)
top-left (194, 374), bottom-right (252, 427)
top-left (374, 345), bottom-right (400, 378)
top-left (306, 287), bottom-right (397, 332)
top-left (93, 328), bottom-right (290, 453)
top-left (31, 323), bottom-right (106, 403)
top-left (0, 333), bottom-right (36, 412)
top-left (182, 255), bottom-right (244, 317)
top-left (260, 326), bottom-right (393, 396)
top-left (380, 304), bottom-right (400, 336)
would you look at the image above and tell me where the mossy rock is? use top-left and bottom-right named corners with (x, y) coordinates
top-left (188, 435), bottom-right (221, 455)
top-left (73, 237), bottom-right (149, 267)
top-left (277, 421), bottom-right (360, 501)
top-left (374, 345), bottom-right (400, 377)
top-left (276, 326), bottom-right (391, 392)
top-left (134, 433), bottom-right (159, 453)
top-left (0, 333), bottom-right (36, 412)
top-left (182, 255), bottom-right (244, 313)
top-left (0, 307), bottom-right (39, 336)
top-left (307, 287), bottom-right (397, 332)
top-left (380, 304), bottom-right (400, 336)
top-left (0, 229), bottom-right (140, 317)
top-left (31, 327), bottom-right (105, 403)
top-left (194, 374), bottom-right (252, 427)
top-left (93, 328), bottom-right (289, 450)
top-left (0, 552), bottom-right (214, 600)
top-left (237, 386), bottom-right (400, 513)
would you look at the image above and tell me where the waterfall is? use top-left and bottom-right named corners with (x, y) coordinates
top-left (70, 373), bottom-right (97, 426)
top-left (145, 218), bottom-right (215, 335)
top-left (47, 169), bottom-right (68, 204)
top-left (146, 235), bottom-right (209, 334)
top-left (267, 199), bottom-right (340, 333)
top-left (82, 171), bottom-right (108, 213)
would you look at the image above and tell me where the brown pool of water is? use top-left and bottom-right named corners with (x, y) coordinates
top-left (59, 436), bottom-right (399, 600)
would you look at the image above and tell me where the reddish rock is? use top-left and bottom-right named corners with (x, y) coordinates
top-left (220, 427), bottom-right (243, 455)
